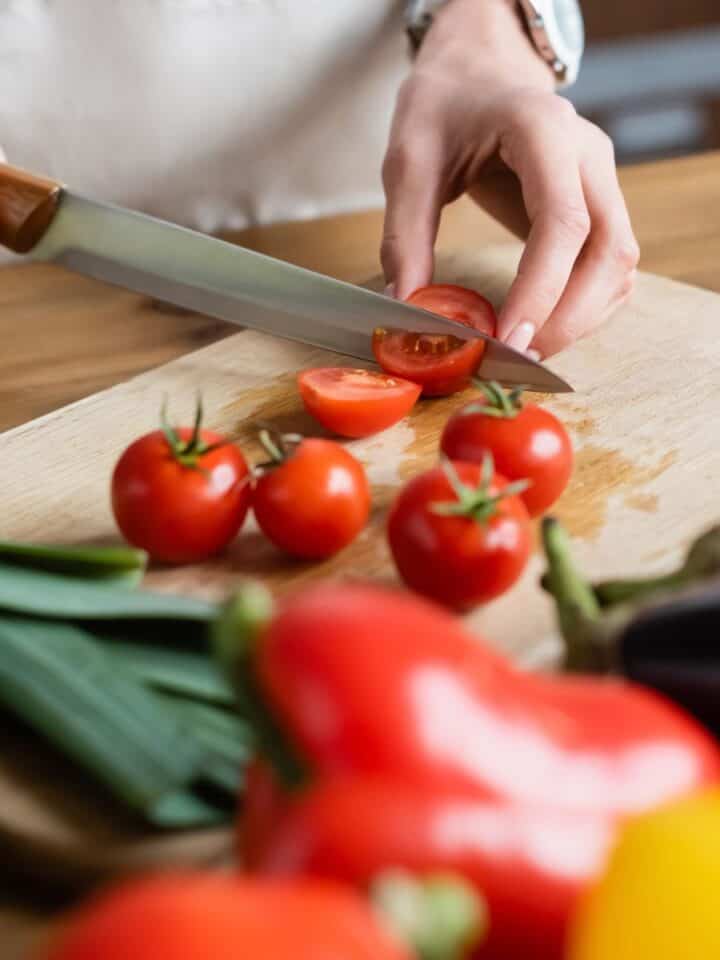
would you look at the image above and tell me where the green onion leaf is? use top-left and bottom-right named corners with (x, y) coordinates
top-left (0, 541), bottom-right (147, 585)
top-left (0, 617), bottom-right (206, 813)
top-left (107, 643), bottom-right (234, 705)
top-left (147, 788), bottom-right (230, 828)
top-left (0, 563), bottom-right (216, 622)
top-left (162, 697), bottom-right (253, 797)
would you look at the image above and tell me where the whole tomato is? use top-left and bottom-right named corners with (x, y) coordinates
top-left (38, 871), bottom-right (412, 960)
top-left (253, 432), bottom-right (370, 560)
top-left (112, 401), bottom-right (250, 564)
top-left (387, 458), bottom-right (531, 609)
top-left (441, 381), bottom-right (573, 516)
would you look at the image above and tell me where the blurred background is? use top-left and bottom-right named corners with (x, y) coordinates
top-left (568, 0), bottom-right (720, 162)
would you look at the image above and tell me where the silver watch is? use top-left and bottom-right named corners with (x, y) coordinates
top-left (517, 0), bottom-right (584, 87)
top-left (405, 0), bottom-right (584, 88)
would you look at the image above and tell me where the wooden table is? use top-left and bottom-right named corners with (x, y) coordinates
top-left (2, 150), bottom-right (720, 435)
top-left (3, 150), bottom-right (720, 955)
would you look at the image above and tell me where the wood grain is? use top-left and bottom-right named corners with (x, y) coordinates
top-left (2, 152), bottom-right (720, 433)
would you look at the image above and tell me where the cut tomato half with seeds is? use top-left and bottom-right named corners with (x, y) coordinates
top-left (298, 367), bottom-right (421, 438)
top-left (372, 284), bottom-right (497, 397)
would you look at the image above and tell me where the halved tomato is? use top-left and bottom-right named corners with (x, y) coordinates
top-left (372, 284), bottom-right (497, 397)
top-left (298, 367), bottom-right (421, 438)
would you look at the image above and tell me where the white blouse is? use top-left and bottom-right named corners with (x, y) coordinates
top-left (0, 0), bottom-right (407, 233)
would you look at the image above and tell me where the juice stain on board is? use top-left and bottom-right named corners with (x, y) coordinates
top-left (555, 447), bottom-right (676, 541)
top-left (527, 403), bottom-right (675, 541)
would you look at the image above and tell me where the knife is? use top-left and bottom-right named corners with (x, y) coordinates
top-left (0, 163), bottom-right (572, 393)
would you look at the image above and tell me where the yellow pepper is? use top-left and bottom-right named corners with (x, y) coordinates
top-left (569, 788), bottom-right (720, 960)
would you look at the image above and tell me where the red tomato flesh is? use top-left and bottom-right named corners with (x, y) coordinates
top-left (298, 368), bottom-right (421, 438)
top-left (373, 284), bottom-right (497, 397)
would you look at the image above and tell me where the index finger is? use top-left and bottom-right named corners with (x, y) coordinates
top-left (381, 135), bottom-right (445, 300)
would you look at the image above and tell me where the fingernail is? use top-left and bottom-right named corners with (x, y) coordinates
top-left (526, 348), bottom-right (542, 362)
top-left (384, 283), bottom-right (396, 299)
top-left (505, 321), bottom-right (536, 353)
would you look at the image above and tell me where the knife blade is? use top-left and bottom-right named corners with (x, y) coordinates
top-left (0, 164), bottom-right (572, 392)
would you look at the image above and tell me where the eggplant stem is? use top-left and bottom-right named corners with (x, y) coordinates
top-left (594, 571), bottom-right (688, 608)
top-left (541, 517), bottom-right (615, 672)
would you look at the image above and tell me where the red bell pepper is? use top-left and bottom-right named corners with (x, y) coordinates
top-left (219, 583), bottom-right (720, 960)
top-left (242, 770), bottom-right (616, 960)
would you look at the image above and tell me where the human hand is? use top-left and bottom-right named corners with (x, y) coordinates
top-left (381, 0), bottom-right (639, 358)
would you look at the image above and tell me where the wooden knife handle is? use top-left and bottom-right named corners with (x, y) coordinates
top-left (0, 163), bottom-right (63, 254)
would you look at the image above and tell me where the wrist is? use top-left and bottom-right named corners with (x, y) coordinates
top-left (413, 0), bottom-right (556, 94)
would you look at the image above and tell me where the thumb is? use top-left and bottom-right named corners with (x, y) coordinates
top-left (380, 139), bottom-right (443, 300)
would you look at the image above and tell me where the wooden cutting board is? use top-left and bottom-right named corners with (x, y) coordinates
top-left (3, 242), bottom-right (720, 894)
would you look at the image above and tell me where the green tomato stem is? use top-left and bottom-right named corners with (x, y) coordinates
top-left (160, 394), bottom-right (224, 469)
top-left (432, 455), bottom-right (530, 525)
top-left (467, 379), bottom-right (525, 419)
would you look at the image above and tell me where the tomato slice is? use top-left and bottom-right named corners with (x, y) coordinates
top-left (298, 367), bottom-right (421, 438)
top-left (372, 284), bottom-right (497, 397)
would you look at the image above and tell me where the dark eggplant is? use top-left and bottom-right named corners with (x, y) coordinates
top-left (617, 586), bottom-right (720, 735)
top-left (542, 517), bottom-right (720, 736)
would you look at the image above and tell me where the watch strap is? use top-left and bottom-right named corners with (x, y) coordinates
top-left (517, 0), bottom-right (584, 87)
top-left (405, 0), bottom-right (583, 87)
top-left (404, 0), bottom-right (448, 54)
